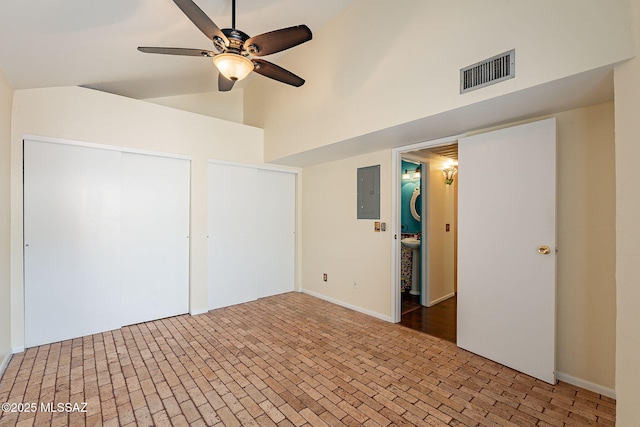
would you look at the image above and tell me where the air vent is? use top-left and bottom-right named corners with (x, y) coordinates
top-left (460, 49), bottom-right (515, 93)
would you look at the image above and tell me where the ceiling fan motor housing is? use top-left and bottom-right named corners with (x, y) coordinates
top-left (221, 28), bottom-right (250, 54)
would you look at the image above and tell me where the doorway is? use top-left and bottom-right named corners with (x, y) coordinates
top-left (392, 119), bottom-right (557, 384)
top-left (397, 143), bottom-right (459, 342)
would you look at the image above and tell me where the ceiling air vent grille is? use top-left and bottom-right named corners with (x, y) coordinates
top-left (460, 49), bottom-right (515, 93)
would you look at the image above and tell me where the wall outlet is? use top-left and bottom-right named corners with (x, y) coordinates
top-left (323, 273), bottom-right (328, 282)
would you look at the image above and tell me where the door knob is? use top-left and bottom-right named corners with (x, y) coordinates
top-left (538, 245), bottom-right (551, 255)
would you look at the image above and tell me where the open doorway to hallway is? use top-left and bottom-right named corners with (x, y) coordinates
top-left (398, 142), bottom-right (458, 343)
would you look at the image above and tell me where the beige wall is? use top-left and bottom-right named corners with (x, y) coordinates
top-left (555, 103), bottom-right (616, 391)
top-left (301, 103), bottom-right (617, 395)
top-left (245, 0), bottom-right (632, 163)
top-left (301, 150), bottom-right (392, 318)
top-left (144, 89), bottom-right (244, 123)
top-left (425, 155), bottom-right (456, 305)
top-left (614, 0), bottom-right (640, 423)
top-left (0, 68), bottom-right (13, 371)
top-left (10, 86), bottom-right (264, 350)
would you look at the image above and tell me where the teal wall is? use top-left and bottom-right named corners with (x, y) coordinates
top-left (401, 160), bottom-right (421, 234)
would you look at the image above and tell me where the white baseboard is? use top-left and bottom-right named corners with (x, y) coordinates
top-left (556, 372), bottom-right (616, 399)
top-left (189, 308), bottom-right (209, 316)
top-left (300, 289), bottom-right (392, 322)
top-left (428, 292), bottom-right (455, 307)
top-left (12, 346), bottom-right (24, 354)
top-left (0, 351), bottom-right (12, 378)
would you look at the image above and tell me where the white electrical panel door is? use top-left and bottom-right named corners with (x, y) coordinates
top-left (208, 163), bottom-right (259, 309)
top-left (255, 169), bottom-right (296, 298)
top-left (24, 140), bottom-right (123, 347)
top-left (120, 153), bottom-right (190, 326)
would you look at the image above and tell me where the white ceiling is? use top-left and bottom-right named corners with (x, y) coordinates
top-left (0, 0), bottom-right (353, 99)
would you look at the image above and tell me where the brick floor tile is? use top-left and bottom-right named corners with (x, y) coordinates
top-left (0, 293), bottom-right (616, 427)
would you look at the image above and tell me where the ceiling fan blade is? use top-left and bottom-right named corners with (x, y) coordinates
top-left (218, 74), bottom-right (235, 92)
top-left (173, 0), bottom-right (228, 44)
top-left (243, 25), bottom-right (312, 56)
top-left (138, 47), bottom-right (215, 57)
top-left (252, 59), bottom-right (305, 87)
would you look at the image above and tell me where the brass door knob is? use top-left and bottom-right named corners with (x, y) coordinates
top-left (538, 245), bottom-right (551, 255)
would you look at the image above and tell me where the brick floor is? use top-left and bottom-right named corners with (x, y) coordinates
top-left (0, 292), bottom-right (615, 426)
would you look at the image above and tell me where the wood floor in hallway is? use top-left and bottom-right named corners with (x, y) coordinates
top-left (400, 292), bottom-right (457, 343)
top-left (0, 292), bottom-right (614, 426)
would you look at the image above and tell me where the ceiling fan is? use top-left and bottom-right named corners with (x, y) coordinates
top-left (138, 0), bottom-right (312, 92)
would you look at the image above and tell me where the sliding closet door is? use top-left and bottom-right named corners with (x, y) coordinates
top-left (24, 140), bottom-right (122, 347)
top-left (120, 153), bottom-right (190, 326)
top-left (255, 169), bottom-right (296, 298)
top-left (25, 139), bottom-right (191, 347)
top-left (208, 163), bottom-right (259, 309)
top-left (207, 162), bottom-right (296, 309)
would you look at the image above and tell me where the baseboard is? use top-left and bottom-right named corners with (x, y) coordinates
top-left (0, 351), bottom-right (12, 378)
top-left (556, 372), bottom-right (616, 399)
top-left (300, 289), bottom-right (392, 322)
top-left (189, 308), bottom-right (209, 316)
top-left (428, 292), bottom-right (455, 307)
top-left (12, 346), bottom-right (24, 354)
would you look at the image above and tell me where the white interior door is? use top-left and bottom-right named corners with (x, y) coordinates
top-left (24, 140), bottom-right (122, 347)
top-left (207, 163), bottom-right (259, 309)
top-left (457, 118), bottom-right (557, 384)
top-left (120, 153), bottom-right (190, 326)
top-left (255, 169), bottom-right (296, 298)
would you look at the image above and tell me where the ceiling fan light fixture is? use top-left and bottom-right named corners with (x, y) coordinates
top-left (213, 53), bottom-right (254, 81)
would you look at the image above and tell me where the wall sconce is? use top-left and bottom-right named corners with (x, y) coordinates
top-left (442, 167), bottom-right (457, 185)
top-left (413, 166), bottom-right (421, 179)
top-left (402, 169), bottom-right (411, 180)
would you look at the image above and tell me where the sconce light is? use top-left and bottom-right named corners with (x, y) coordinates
top-left (442, 167), bottom-right (457, 185)
top-left (413, 166), bottom-right (421, 179)
top-left (402, 169), bottom-right (411, 180)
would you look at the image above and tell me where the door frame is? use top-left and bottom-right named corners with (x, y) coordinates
top-left (391, 135), bottom-right (461, 323)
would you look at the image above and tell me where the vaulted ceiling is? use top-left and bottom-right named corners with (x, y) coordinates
top-left (0, 0), bottom-right (353, 99)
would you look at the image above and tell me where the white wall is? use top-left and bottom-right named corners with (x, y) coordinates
top-left (0, 68), bottom-right (13, 373)
top-left (614, 0), bottom-right (640, 422)
top-left (245, 0), bottom-right (633, 163)
top-left (301, 150), bottom-right (392, 319)
top-left (144, 89), bottom-right (244, 123)
top-left (10, 86), bottom-right (263, 350)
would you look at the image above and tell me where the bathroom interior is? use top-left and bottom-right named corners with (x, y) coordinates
top-left (399, 143), bottom-right (459, 342)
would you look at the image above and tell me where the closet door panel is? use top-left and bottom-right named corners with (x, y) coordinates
top-left (255, 169), bottom-right (296, 298)
top-left (207, 163), bottom-right (258, 309)
top-left (120, 153), bottom-right (190, 326)
top-left (24, 140), bottom-right (122, 347)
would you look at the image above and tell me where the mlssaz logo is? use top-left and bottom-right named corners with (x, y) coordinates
top-left (40, 402), bottom-right (88, 413)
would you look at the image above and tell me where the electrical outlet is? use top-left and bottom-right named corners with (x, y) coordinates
top-left (323, 273), bottom-right (328, 282)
